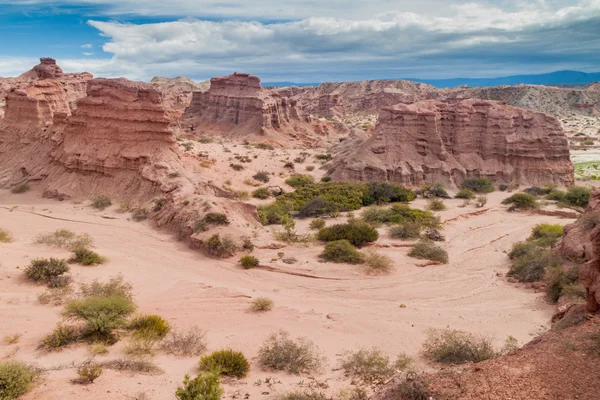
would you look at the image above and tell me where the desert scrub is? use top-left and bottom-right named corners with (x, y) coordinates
top-left (286, 174), bottom-right (315, 188)
top-left (63, 295), bottom-right (136, 343)
top-left (544, 264), bottom-right (579, 303)
top-left (425, 199), bottom-right (446, 211)
top-left (362, 182), bottom-right (416, 205)
top-left (239, 255), bottom-right (260, 269)
top-left (454, 189), bottom-right (475, 199)
top-left (421, 329), bottom-right (496, 364)
top-left (363, 250), bottom-right (394, 275)
top-left (252, 187), bottom-right (271, 199)
top-left (251, 297), bottom-right (274, 312)
top-left (408, 241), bottom-right (448, 264)
top-left (258, 331), bottom-right (324, 374)
top-left (460, 177), bottom-right (495, 193)
top-left (317, 220), bottom-right (378, 247)
top-left (10, 183), bottom-right (30, 194)
top-left (230, 163), bottom-right (244, 171)
top-left (528, 223), bottom-right (564, 247)
top-left (89, 343), bottom-right (109, 356)
top-left (253, 171), bottom-right (271, 183)
top-left (91, 195), bottom-right (112, 210)
top-left (340, 348), bottom-right (395, 385)
top-left (298, 198), bottom-right (340, 218)
top-left (198, 349), bottom-right (250, 378)
top-left (276, 182), bottom-right (368, 213)
top-left (24, 257), bottom-right (70, 285)
top-left (0, 360), bottom-right (40, 399)
top-left (176, 372), bottom-right (223, 400)
top-left (523, 186), bottom-right (555, 197)
top-left (389, 373), bottom-right (431, 400)
top-left (124, 338), bottom-right (157, 357)
top-left (204, 234), bottom-right (237, 258)
top-left (132, 208), bottom-right (148, 221)
top-left (475, 195), bottom-right (488, 208)
top-left (564, 186), bottom-right (591, 207)
top-left (202, 213), bottom-right (230, 226)
top-left (320, 240), bottom-right (365, 264)
top-left (361, 204), bottom-right (438, 227)
top-left (38, 324), bottom-right (82, 350)
top-left (508, 246), bottom-right (560, 282)
top-left (79, 275), bottom-right (133, 299)
top-left (99, 358), bottom-right (163, 375)
top-left (34, 229), bottom-right (92, 249)
top-left (581, 212), bottom-right (600, 230)
top-left (553, 305), bottom-right (589, 330)
top-left (3, 334), bottom-right (22, 345)
top-left (69, 246), bottom-right (106, 266)
top-left (0, 228), bottom-right (14, 243)
top-left (160, 326), bottom-right (207, 356)
top-left (309, 218), bottom-right (326, 230)
top-left (417, 182), bottom-right (448, 199)
top-left (389, 221), bottom-right (423, 240)
top-left (128, 314), bottom-right (171, 340)
top-left (501, 193), bottom-right (538, 210)
top-left (75, 361), bottom-right (103, 384)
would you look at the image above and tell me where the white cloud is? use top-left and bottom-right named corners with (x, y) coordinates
top-left (81, 44), bottom-right (93, 48)
top-left (82, 52), bottom-right (93, 56)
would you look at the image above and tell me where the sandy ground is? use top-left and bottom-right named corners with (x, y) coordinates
top-left (0, 190), bottom-right (572, 399)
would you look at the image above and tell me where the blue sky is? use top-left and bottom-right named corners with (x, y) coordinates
top-left (0, 0), bottom-right (599, 82)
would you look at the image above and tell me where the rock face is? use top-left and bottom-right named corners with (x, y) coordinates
top-left (331, 99), bottom-right (573, 187)
top-left (28, 57), bottom-right (64, 79)
top-left (150, 76), bottom-right (210, 121)
top-left (182, 72), bottom-right (316, 144)
top-left (4, 79), bottom-right (71, 127)
top-left (560, 189), bottom-right (600, 312)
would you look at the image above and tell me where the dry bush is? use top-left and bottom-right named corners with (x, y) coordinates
top-left (79, 275), bottom-right (133, 299)
top-left (24, 258), bottom-right (70, 287)
top-left (128, 314), bottom-right (171, 340)
top-left (91, 195), bottom-right (112, 210)
top-left (258, 330), bottom-right (324, 374)
top-left (309, 219), bottom-right (326, 230)
top-left (159, 326), bottom-right (207, 356)
top-left (426, 199), bottom-right (446, 211)
top-left (38, 324), bottom-right (83, 351)
top-left (204, 234), bottom-right (237, 258)
top-left (75, 361), bottom-right (103, 384)
top-left (394, 353), bottom-right (413, 370)
top-left (100, 358), bottom-right (163, 375)
top-left (251, 297), bottom-right (274, 312)
top-left (421, 329), bottom-right (496, 364)
top-left (390, 373), bottom-right (431, 400)
top-left (3, 333), bottom-right (22, 345)
top-left (475, 195), bottom-right (488, 208)
top-left (0, 228), bottom-right (14, 243)
top-left (10, 183), bottom-right (30, 194)
top-left (132, 208), bottom-right (148, 221)
top-left (276, 391), bottom-right (331, 400)
top-left (320, 240), bottom-right (365, 264)
top-left (340, 347), bottom-right (394, 385)
top-left (198, 349), bottom-right (250, 378)
top-left (363, 250), bottom-right (394, 275)
top-left (34, 229), bottom-right (93, 249)
top-left (553, 305), bottom-right (589, 330)
top-left (90, 343), bottom-right (109, 356)
top-left (0, 360), bottom-right (40, 399)
top-left (239, 255), bottom-right (260, 269)
top-left (69, 246), bottom-right (106, 266)
top-left (389, 222), bottom-right (423, 240)
top-left (124, 338), bottom-right (157, 358)
top-left (37, 286), bottom-right (74, 306)
top-left (408, 241), bottom-right (448, 264)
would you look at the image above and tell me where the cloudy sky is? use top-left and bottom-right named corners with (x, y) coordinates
top-left (0, 0), bottom-right (599, 83)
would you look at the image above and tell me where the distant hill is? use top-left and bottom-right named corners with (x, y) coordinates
top-left (264, 70), bottom-right (600, 89)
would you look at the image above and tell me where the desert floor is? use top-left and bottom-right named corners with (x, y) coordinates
top-left (0, 189), bottom-right (573, 399)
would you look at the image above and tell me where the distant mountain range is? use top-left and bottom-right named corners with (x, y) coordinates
top-left (263, 70), bottom-right (600, 89)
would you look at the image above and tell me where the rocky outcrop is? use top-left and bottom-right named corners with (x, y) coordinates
top-left (560, 188), bottom-right (600, 312)
top-left (150, 76), bottom-right (210, 121)
top-left (331, 99), bottom-right (573, 187)
top-left (20, 57), bottom-right (64, 80)
top-left (182, 72), bottom-right (320, 145)
top-left (585, 82), bottom-right (600, 91)
top-left (4, 79), bottom-right (71, 127)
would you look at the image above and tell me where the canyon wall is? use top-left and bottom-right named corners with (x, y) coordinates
top-left (331, 99), bottom-right (573, 187)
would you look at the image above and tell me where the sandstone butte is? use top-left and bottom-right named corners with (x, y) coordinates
top-left (181, 72), bottom-right (344, 146)
top-left (331, 99), bottom-right (574, 188)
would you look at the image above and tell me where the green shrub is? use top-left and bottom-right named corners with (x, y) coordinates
top-left (0, 228), bottom-right (13, 243)
top-left (38, 324), bottom-right (82, 350)
top-left (0, 360), bottom-right (39, 399)
top-left (251, 297), bottom-right (274, 312)
top-left (286, 175), bottom-right (315, 188)
top-left (91, 195), bottom-right (112, 210)
top-left (564, 186), bottom-right (591, 207)
top-left (545, 265), bottom-right (579, 303)
top-left (204, 234), bottom-right (237, 258)
top-left (455, 189), bottom-right (476, 199)
top-left (361, 204), bottom-right (439, 227)
top-left (523, 186), bottom-right (554, 196)
top-left (408, 241), bottom-right (448, 264)
top-left (315, 153), bottom-right (332, 161)
top-left (461, 178), bottom-right (495, 193)
top-left (306, 166), bottom-right (315, 171)
top-left (63, 295), bottom-right (136, 342)
top-left (394, 353), bottom-right (413, 370)
top-left (363, 250), bottom-right (394, 275)
top-left (362, 182), bottom-right (416, 205)
top-left (321, 176), bottom-right (332, 183)
top-left (389, 221), bottom-right (423, 239)
top-left (198, 349), bottom-right (250, 378)
top-left (546, 190), bottom-right (567, 202)
top-left (426, 199), bottom-right (446, 211)
top-left (24, 258), bottom-right (70, 286)
top-left (340, 348), bottom-right (394, 385)
top-left (258, 331), bottom-right (323, 374)
top-left (508, 241), bottom-right (538, 259)
top-left (298, 198), bottom-right (339, 218)
top-left (501, 193), bottom-right (538, 209)
top-left (309, 219), bottom-right (326, 230)
top-left (252, 187), bottom-right (271, 199)
top-left (70, 246), bottom-right (106, 266)
top-left (253, 171), bottom-right (270, 183)
top-left (176, 372), bottom-right (223, 400)
top-left (160, 326), bottom-right (207, 356)
top-left (319, 240), bottom-right (364, 264)
top-left (242, 238), bottom-right (255, 251)
top-left (529, 223), bottom-right (564, 247)
top-left (277, 182), bottom-right (367, 212)
top-left (76, 362), bottom-right (103, 383)
top-left (417, 183), bottom-right (448, 199)
top-left (581, 212), bottom-right (600, 230)
top-left (239, 255), bottom-right (259, 269)
top-left (202, 213), bottom-right (230, 226)
top-left (317, 220), bottom-right (378, 247)
top-left (10, 184), bottom-right (30, 194)
top-left (422, 329), bottom-right (496, 364)
top-left (257, 202), bottom-right (293, 225)
top-left (128, 314), bottom-right (171, 340)
top-left (508, 247), bottom-right (560, 282)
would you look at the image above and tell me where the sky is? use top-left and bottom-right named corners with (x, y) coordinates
top-left (0, 0), bottom-right (599, 83)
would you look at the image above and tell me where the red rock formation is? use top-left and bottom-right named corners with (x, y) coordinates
top-left (4, 79), bottom-right (71, 127)
top-left (182, 72), bottom-right (319, 145)
top-left (331, 99), bottom-right (573, 187)
top-left (150, 76), bottom-right (210, 121)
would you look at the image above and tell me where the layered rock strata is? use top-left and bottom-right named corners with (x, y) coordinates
top-left (331, 99), bottom-right (573, 187)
